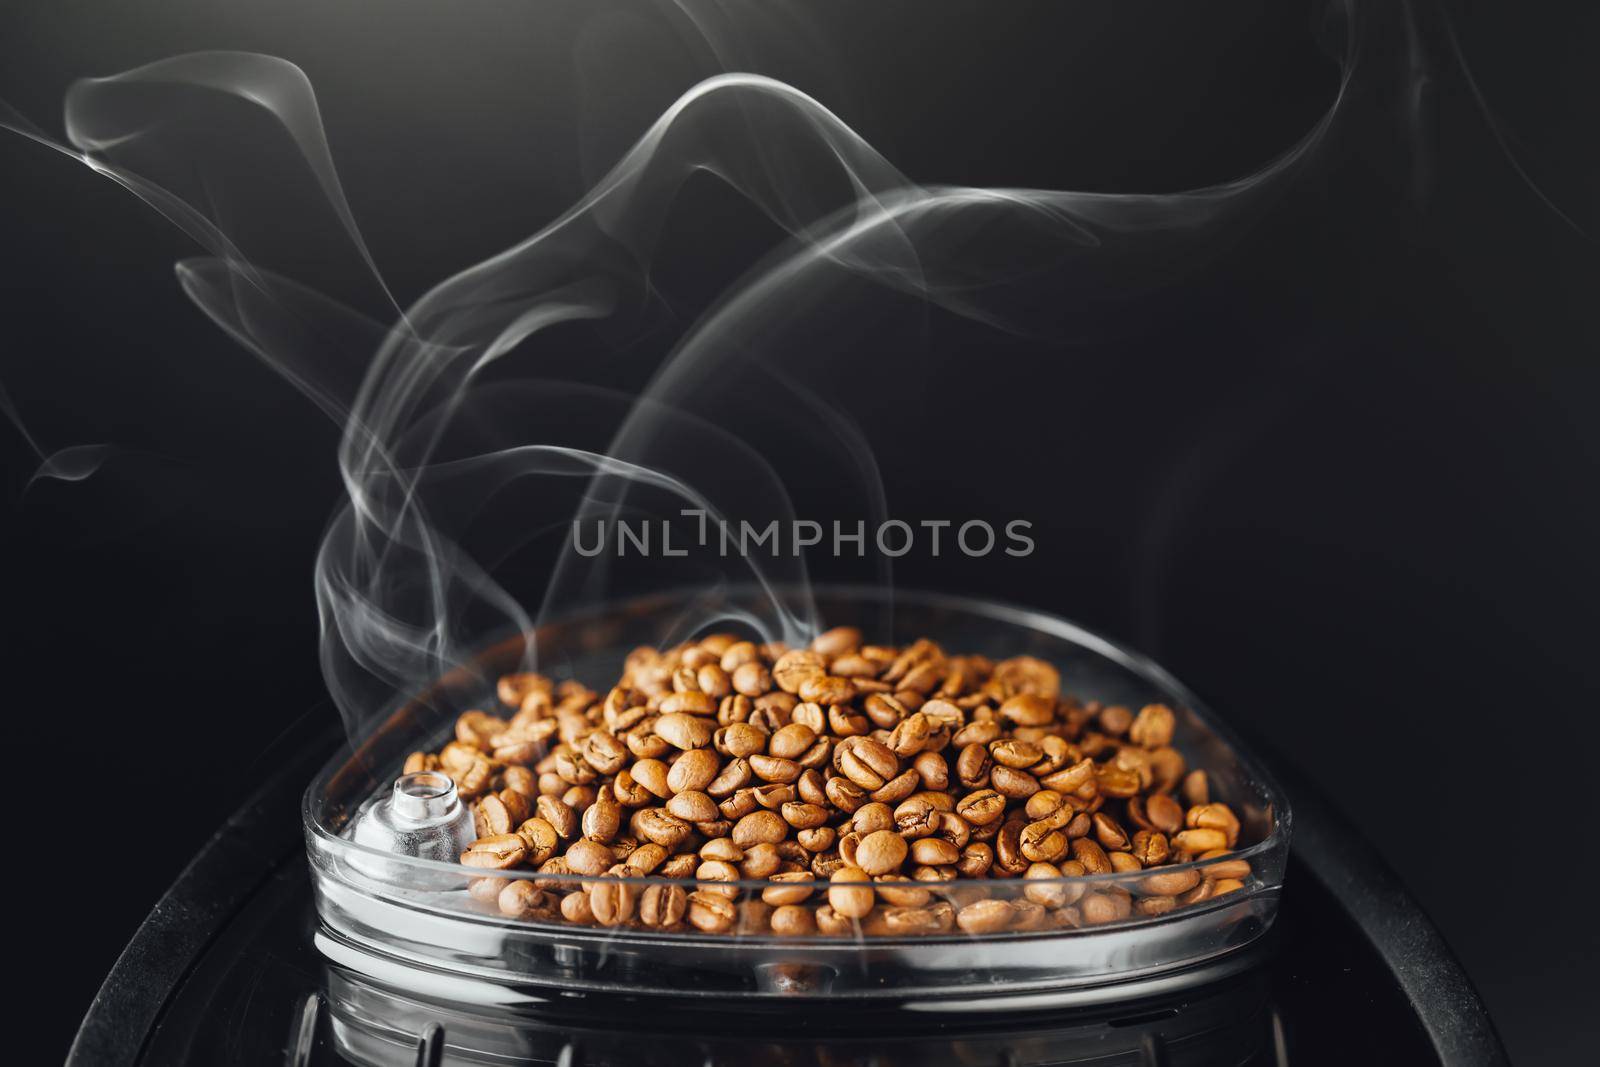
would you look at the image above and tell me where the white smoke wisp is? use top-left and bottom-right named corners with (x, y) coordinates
top-left (0, 0), bottom-right (1471, 746)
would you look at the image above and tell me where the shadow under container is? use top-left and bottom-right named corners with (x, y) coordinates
top-left (304, 586), bottom-right (1291, 1011)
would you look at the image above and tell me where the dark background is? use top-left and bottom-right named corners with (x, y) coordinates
top-left (2, 1), bottom-right (1595, 1062)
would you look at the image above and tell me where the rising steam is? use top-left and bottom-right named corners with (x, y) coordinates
top-left (4, 0), bottom-right (1519, 744)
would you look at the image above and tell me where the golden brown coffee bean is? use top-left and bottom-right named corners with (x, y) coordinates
top-left (715, 722), bottom-right (766, 759)
top-left (956, 841), bottom-right (994, 878)
top-left (855, 830), bottom-right (909, 875)
top-left (812, 626), bottom-right (862, 658)
top-left (887, 712), bottom-right (933, 756)
top-left (1093, 812), bottom-right (1130, 851)
top-left (1020, 820), bottom-right (1068, 863)
top-left (990, 738), bottom-right (1042, 769)
top-left (560, 891), bottom-right (595, 924)
top-left (1186, 803), bottom-right (1241, 846)
top-left (1040, 758), bottom-right (1095, 794)
top-left (581, 791), bottom-right (622, 842)
top-left (1131, 830), bottom-right (1170, 867)
top-left (999, 693), bottom-right (1054, 727)
top-left (740, 842), bottom-right (783, 878)
top-left (638, 883), bottom-right (688, 927)
top-left (772, 650), bottom-right (826, 694)
top-left (461, 834), bottom-right (527, 870)
top-left (828, 866), bottom-right (876, 919)
top-left (1142, 868), bottom-right (1203, 896)
top-left (797, 826), bottom-right (835, 852)
top-left (706, 757), bottom-right (751, 798)
top-left (781, 801), bottom-right (829, 829)
top-left (749, 754), bottom-right (802, 783)
top-left (1098, 705), bottom-right (1133, 736)
top-left (800, 675), bottom-right (856, 705)
top-left (769, 903), bottom-right (816, 937)
top-left (1173, 828), bottom-right (1229, 854)
top-left (991, 764), bottom-right (1040, 799)
top-left (732, 809), bottom-right (788, 848)
top-left (563, 837), bottom-right (613, 876)
top-left (666, 747), bottom-right (721, 793)
top-left (1129, 704), bottom-right (1176, 748)
top-left (666, 790), bottom-right (719, 823)
top-left (910, 837), bottom-right (960, 866)
top-left (654, 713), bottom-right (713, 750)
top-left (589, 877), bottom-right (638, 925)
top-left (956, 898), bottom-right (1014, 934)
top-left (956, 789), bottom-right (1006, 826)
top-left (695, 859), bottom-right (741, 898)
top-left (956, 742), bottom-right (993, 789)
top-left (1070, 838), bottom-right (1112, 875)
top-left (1081, 892), bottom-right (1131, 925)
top-left (768, 723), bottom-right (816, 760)
top-left (495, 879), bottom-right (549, 919)
top-left (634, 808), bottom-right (692, 850)
top-left (625, 842), bottom-right (668, 874)
top-left (629, 758), bottom-right (671, 799)
top-left (761, 871), bottom-right (817, 906)
top-left (911, 750), bottom-right (950, 791)
top-left (686, 890), bottom-right (737, 932)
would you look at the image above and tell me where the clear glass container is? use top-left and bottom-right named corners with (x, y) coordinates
top-left (304, 586), bottom-right (1290, 1010)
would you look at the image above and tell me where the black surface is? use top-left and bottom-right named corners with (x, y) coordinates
top-left (69, 718), bottom-right (1504, 1067)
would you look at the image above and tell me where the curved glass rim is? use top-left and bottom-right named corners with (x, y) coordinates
top-left (303, 583), bottom-right (1292, 890)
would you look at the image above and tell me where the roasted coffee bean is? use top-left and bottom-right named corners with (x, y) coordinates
top-left (956, 789), bottom-right (1006, 826)
top-left (781, 802), bottom-right (829, 830)
top-left (1185, 803), bottom-right (1241, 847)
top-left (634, 808), bottom-right (692, 850)
top-left (990, 764), bottom-right (1039, 799)
top-left (496, 880), bottom-right (551, 919)
top-left (1173, 828), bottom-right (1229, 854)
top-left (770, 903), bottom-right (817, 936)
top-left (654, 713), bottom-right (714, 750)
top-left (733, 809), bottom-right (788, 848)
top-left (856, 830), bottom-right (909, 875)
top-left (1142, 868), bottom-right (1203, 897)
top-left (768, 723), bottom-right (817, 760)
top-left (761, 871), bottom-right (817, 906)
top-left (462, 834), bottom-right (527, 870)
top-left (910, 837), bottom-right (960, 866)
top-left (749, 753), bottom-right (802, 783)
top-left (956, 742), bottom-right (993, 788)
top-left (589, 878), bottom-right (638, 925)
top-left (564, 838), bottom-right (613, 877)
top-left (1092, 812), bottom-right (1130, 852)
top-left (1020, 820), bottom-right (1068, 863)
top-left (828, 866), bottom-right (876, 919)
top-left (999, 694), bottom-right (1055, 727)
top-left (1129, 704), bottom-right (1176, 748)
top-left (797, 826), bottom-right (835, 852)
top-left (686, 890), bottom-right (737, 932)
top-left (667, 748), bottom-right (722, 793)
top-left (581, 791), bottom-right (622, 842)
top-left (666, 790), bottom-right (719, 823)
top-left (956, 898), bottom-right (1014, 934)
top-left (1131, 830), bottom-right (1170, 867)
top-left (560, 891), bottom-right (595, 925)
top-left (470, 876), bottom-right (510, 907)
top-left (1070, 838), bottom-right (1112, 875)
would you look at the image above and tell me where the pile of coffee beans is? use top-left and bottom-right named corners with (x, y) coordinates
top-left (402, 628), bottom-right (1253, 936)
